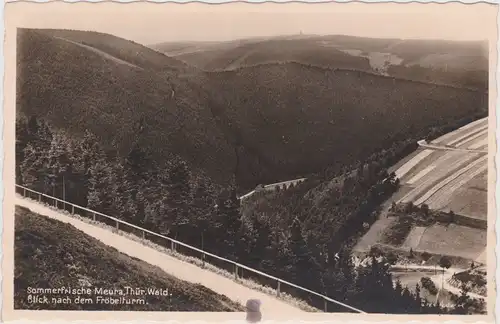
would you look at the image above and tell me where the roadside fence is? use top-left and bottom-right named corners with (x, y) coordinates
top-left (15, 184), bottom-right (366, 314)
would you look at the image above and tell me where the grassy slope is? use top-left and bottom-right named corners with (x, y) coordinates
top-left (14, 205), bottom-right (244, 311)
top-left (18, 28), bottom-right (488, 191)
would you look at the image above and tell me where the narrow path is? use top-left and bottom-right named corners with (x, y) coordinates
top-left (54, 36), bottom-right (143, 70)
top-left (15, 196), bottom-right (306, 315)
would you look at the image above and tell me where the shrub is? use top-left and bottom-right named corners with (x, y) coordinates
top-left (420, 277), bottom-right (438, 295)
top-left (382, 216), bottom-right (413, 246)
top-left (421, 252), bottom-right (431, 262)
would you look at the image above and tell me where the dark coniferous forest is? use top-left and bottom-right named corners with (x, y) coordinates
top-left (15, 28), bottom-right (488, 314)
top-left (15, 114), bottom-right (484, 314)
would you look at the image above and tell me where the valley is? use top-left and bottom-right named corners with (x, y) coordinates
top-left (14, 26), bottom-right (490, 315)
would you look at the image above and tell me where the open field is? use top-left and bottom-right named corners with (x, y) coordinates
top-left (424, 164), bottom-right (487, 216)
top-left (410, 224), bottom-right (486, 260)
top-left (454, 129), bottom-right (488, 148)
top-left (394, 118), bottom-right (488, 219)
top-left (354, 118), bottom-right (488, 267)
top-left (432, 117), bottom-right (488, 146)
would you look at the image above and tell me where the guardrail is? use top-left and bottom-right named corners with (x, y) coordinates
top-left (15, 184), bottom-right (366, 314)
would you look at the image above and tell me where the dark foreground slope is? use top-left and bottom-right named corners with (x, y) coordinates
top-left (17, 29), bottom-right (488, 191)
top-left (14, 206), bottom-right (243, 311)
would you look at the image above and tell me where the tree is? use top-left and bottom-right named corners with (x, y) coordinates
top-left (46, 133), bottom-right (74, 202)
top-left (448, 210), bottom-right (456, 223)
top-left (414, 283), bottom-right (422, 311)
top-left (287, 219), bottom-right (317, 290)
top-left (125, 144), bottom-right (151, 178)
top-left (20, 143), bottom-right (50, 191)
top-left (438, 256), bottom-right (452, 292)
top-left (420, 203), bottom-right (430, 218)
top-left (439, 256), bottom-right (452, 270)
top-left (87, 154), bottom-right (115, 215)
top-left (404, 201), bottom-right (415, 214)
top-left (248, 217), bottom-right (274, 269)
top-left (16, 117), bottom-right (31, 184)
top-left (166, 158), bottom-right (193, 238)
top-left (453, 282), bottom-right (473, 314)
top-left (19, 119), bottom-right (53, 192)
top-left (70, 130), bottom-right (104, 206)
top-left (390, 201), bottom-right (397, 212)
top-left (217, 187), bottom-right (243, 259)
top-left (369, 246), bottom-right (382, 258)
top-left (386, 252), bottom-right (398, 265)
top-left (421, 252), bottom-right (431, 263)
top-left (192, 179), bottom-right (216, 227)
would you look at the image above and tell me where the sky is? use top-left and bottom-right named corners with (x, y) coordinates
top-left (6, 2), bottom-right (497, 46)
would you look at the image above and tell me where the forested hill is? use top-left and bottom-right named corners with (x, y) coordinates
top-left (16, 28), bottom-right (488, 314)
top-left (154, 35), bottom-right (488, 91)
top-left (17, 28), bottom-right (488, 192)
top-left (16, 28), bottom-right (237, 186)
top-left (206, 62), bottom-right (487, 187)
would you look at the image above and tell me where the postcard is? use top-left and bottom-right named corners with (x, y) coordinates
top-left (2, 1), bottom-right (497, 322)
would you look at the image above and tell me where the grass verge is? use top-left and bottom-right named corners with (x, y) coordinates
top-left (15, 196), bottom-right (320, 312)
top-left (14, 205), bottom-right (245, 311)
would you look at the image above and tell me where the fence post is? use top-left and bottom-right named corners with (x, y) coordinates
top-left (277, 281), bottom-right (281, 297)
top-left (23, 188), bottom-right (26, 197)
top-left (142, 231), bottom-right (145, 240)
top-left (38, 194), bottom-right (41, 202)
top-left (171, 241), bottom-right (175, 251)
top-left (324, 299), bottom-right (328, 312)
top-left (55, 199), bottom-right (58, 209)
top-left (92, 213), bottom-right (96, 221)
top-left (234, 265), bottom-right (238, 280)
top-left (202, 253), bottom-right (206, 268)
top-left (116, 221), bottom-right (119, 231)
top-left (71, 205), bottom-right (74, 214)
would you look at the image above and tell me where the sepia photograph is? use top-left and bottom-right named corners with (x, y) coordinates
top-left (2, 1), bottom-right (497, 321)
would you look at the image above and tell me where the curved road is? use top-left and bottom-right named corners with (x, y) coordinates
top-left (15, 196), bottom-right (306, 315)
top-left (391, 264), bottom-right (485, 300)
